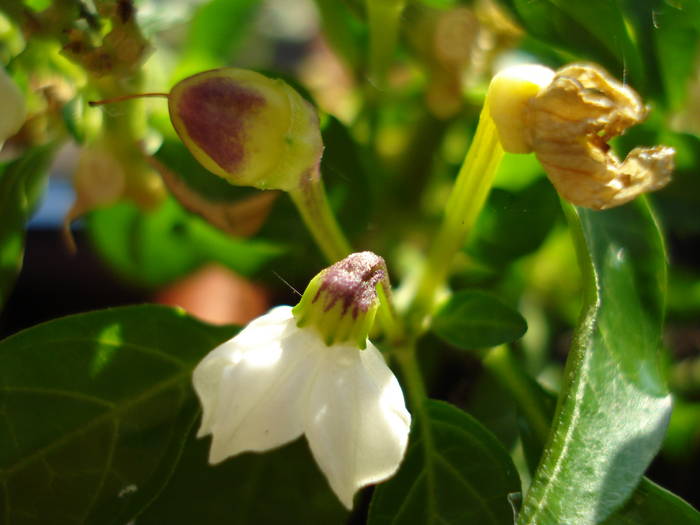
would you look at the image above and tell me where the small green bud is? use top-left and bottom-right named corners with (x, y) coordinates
top-left (168, 68), bottom-right (323, 191)
top-left (292, 252), bottom-right (391, 349)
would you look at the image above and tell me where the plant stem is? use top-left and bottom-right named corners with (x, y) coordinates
top-left (395, 344), bottom-right (427, 409)
top-left (376, 282), bottom-right (404, 345)
top-left (394, 342), bottom-right (435, 488)
top-left (365, 0), bottom-right (406, 89)
top-left (406, 99), bottom-right (504, 329)
top-left (288, 170), bottom-right (352, 263)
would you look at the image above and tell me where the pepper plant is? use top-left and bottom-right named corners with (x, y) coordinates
top-left (1, 1), bottom-right (700, 524)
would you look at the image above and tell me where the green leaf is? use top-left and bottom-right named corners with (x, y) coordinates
top-left (468, 177), bottom-right (560, 267)
top-left (432, 291), bottom-right (527, 350)
top-left (603, 478), bottom-right (700, 525)
top-left (653, 1), bottom-right (700, 112)
top-left (369, 400), bottom-right (520, 525)
top-left (0, 305), bottom-right (236, 524)
top-left (483, 348), bottom-right (700, 525)
top-left (154, 140), bottom-right (253, 204)
top-left (501, 0), bottom-right (645, 89)
top-left (172, 0), bottom-right (261, 82)
top-left (0, 144), bottom-right (57, 310)
top-left (619, 0), bottom-right (700, 110)
top-left (314, 0), bottom-right (366, 72)
top-left (139, 431), bottom-right (348, 524)
top-left (517, 200), bottom-right (672, 525)
top-left (321, 116), bottom-right (372, 237)
top-left (87, 197), bottom-right (284, 288)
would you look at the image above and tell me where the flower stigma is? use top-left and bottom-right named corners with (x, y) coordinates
top-left (292, 251), bottom-right (391, 349)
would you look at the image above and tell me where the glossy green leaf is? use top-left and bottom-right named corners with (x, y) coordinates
top-left (501, 0), bottom-right (645, 89)
top-left (432, 291), bottom-right (527, 350)
top-left (483, 348), bottom-right (700, 525)
top-left (87, 197), bottom-right (284, 288)
top-left (139, 431), bottom-right (348, 524)
top-left (368, 400), bottom-right (520, 525)
top-left (0, 144), bottom-right (56, 310)
top-left (0, 305), bottom-right (236, 524)
top-left (603, 478), bottom-right (700, 525)
top-left (517, 200), bottom-right (672, 525)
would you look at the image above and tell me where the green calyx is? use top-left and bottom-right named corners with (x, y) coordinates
top-left (292, 252), bottom-right (391, 349)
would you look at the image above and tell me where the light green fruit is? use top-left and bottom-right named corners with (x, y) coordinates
top-left (168, 68), bottom-right (323, 192)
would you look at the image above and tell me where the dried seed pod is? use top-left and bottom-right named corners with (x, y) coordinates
top-left (168, 68), bottom-right (323, 192)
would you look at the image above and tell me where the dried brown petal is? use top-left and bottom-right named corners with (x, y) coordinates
top-left (526, 63), bottom-right (674, 209)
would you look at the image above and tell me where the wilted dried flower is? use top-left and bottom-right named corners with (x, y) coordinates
top-left (527, 63), bottom-right (674, 209)
top-left (489, 63), bottom-right (675, 209)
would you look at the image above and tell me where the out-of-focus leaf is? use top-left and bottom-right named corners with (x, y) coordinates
top-left (154, 140), bottom-right (250, 204)
top-left (321, 116), bottom-right (372, 236)
top-left (152, 143), bottom-right (278, 238)
top-left (314, 0), bottom-right (366, 72)
top-left (432, 291), bottom-right (527, 350)
top-left (87, 197), bottom-right (284, 288)
top-left (620, 0), bottom-right (700, 110)
top-left (0, 144), bottom-right (56, 310)
top-left (139, 431), bottom-right (348, 525)
top-left (517, 200), bottom-right (671, 525)
top-left (651, 131), bottom-right (700, 236)
top-left (468, 177), bottom-right (560, 267)
top-left (662, 397), bottom-right (700, 461)
top-left (0, 305), bottom-right (236, 524)
top-left (171, 0), bottom-right (261, 82)
top-left (369, 400), bottom-right (520, 524)
top-left (500, 0), bottom-right (645, 89)
top-left (492, 152), bottom-right (544, 192)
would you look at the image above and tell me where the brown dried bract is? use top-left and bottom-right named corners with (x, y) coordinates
top-left (526, 63), bottom-right (674, 209)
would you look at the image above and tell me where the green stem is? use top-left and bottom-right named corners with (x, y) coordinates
top-left (376, 282), bottom-right (404, 345)
top-left (483, 346), bottom-right (551, 445)
top-left (365, 0), bottom-right (406, 89)
top-left (406, 99), bottom-right (504, 328)
top-left (395, 346), bottom-right (427, 407)
top-left (394, 342), bottom-right (435, 489)
top-left (288, 170), bottom-right (352, 263)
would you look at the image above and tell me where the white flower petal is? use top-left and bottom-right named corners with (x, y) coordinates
top-left (193, 306), bottom-right (319, 463)
top-left (304, 341), bottom-right (411, 509)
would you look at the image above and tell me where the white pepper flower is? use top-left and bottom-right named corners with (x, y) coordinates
top-left (0, 65), bottom-right (26, 148)
top-left (193, 252), bottom-right (411, 509)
